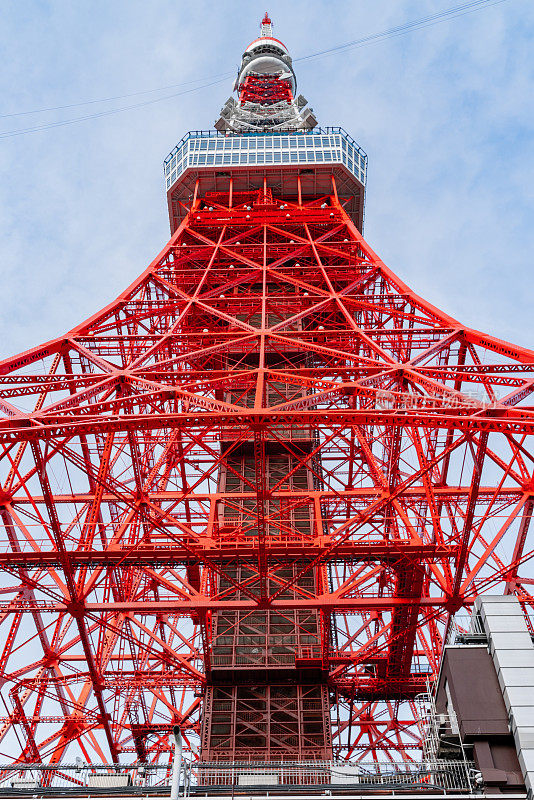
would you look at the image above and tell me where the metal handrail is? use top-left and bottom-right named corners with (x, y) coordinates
top-left (0, 759), bottom-right (476, 795)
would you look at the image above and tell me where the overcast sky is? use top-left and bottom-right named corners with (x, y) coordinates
top-left (0, 0), bottom-right (532, 358)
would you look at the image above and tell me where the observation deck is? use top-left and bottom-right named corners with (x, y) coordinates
top-left (164, 127), bottom-right (367, 234)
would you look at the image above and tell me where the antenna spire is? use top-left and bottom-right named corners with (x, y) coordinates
top-left (261, 12), bottom-right (273, 37)
top-left (216, 15), bottom-right (317, 132)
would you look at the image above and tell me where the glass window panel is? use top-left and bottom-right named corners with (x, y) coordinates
top-left (274, 152), bottom-right (281, 162)
top-left (208, 140), bottom-right (216, 150)
top-left (257, 153), bottom-right (265, 163)
top-left (199, 154), bottom-right (206, 164)
top-left (206, 154), bottom-right (214, 164)
top-left (249, 138), bottom-right (257, 149)
top-left (280, 138), bottom-right (288, 147)
top-left (223, 154), bottom-right (231, 163)
top-left (215, 154), bottom-right (222, 164)
top-left (265, 152), bottom-right (273, 163)
top-left (264, 137), bottom-right (272, 147)
top-left (200, 140), bottom-right (208, 150)
top-left (290, 152), bottom-right (298, 162)
top-left (273, 138), bottom-right (281, 148)
top-left (297, 138), bottom-right (305, 148)
top-left (248, 153), bottom-right (256, 164)
top-left (282, 152), bottom-right (289, 162)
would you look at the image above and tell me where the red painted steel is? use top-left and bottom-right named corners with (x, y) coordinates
top-left (0, 14), bottom-right (534, 767)
top-left (0, 182), bottom-right (533, 764)
top-left (239, 73), bottom-right (293, 106)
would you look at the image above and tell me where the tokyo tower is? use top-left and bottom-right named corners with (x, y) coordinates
top-left (0, 12), bottom-right (533, 769)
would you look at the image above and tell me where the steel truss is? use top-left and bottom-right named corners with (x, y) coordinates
top-left (0, 178), bottom-right (533, 765)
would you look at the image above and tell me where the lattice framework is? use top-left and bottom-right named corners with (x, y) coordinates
top-left (0, 181), bottom-right (533, 764)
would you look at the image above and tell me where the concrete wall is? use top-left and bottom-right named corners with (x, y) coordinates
top-left (475, 596), bottom-right (534, 796)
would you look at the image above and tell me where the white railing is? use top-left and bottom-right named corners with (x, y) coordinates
top-left (416, 690), bottom-right (473, 789)
top-left (0, 764), bottom-right (170, 792)
top-left (0, 759), bottom-right (476, 794)
top-left (192, 760), bottom-right (475, 791)
top-left (446, 613), bottom-right (487, 645)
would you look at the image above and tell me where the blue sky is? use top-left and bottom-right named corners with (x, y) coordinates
top-left (0, 0), bottom-right (533, 356)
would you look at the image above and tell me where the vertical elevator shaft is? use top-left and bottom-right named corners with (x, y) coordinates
top-left (199, 268), bottom-right (332, 762)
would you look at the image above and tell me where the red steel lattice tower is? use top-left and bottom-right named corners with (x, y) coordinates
top-left (0, 14), bottom-right (533, 767)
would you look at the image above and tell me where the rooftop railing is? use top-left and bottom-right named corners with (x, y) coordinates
top-left (446, 614), bottom-right (487, 646)
top-left (0, 759), bottom-right (477, 796)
